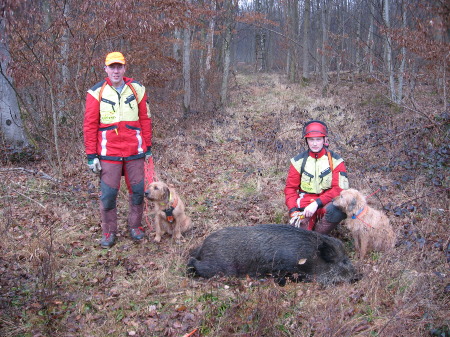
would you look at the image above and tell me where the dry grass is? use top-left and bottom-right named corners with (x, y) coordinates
top-left (1, 72), bottom-right (449, 337)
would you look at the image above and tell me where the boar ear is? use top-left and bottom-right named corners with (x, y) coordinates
top-left (319, 238), bottom-right (343, 263)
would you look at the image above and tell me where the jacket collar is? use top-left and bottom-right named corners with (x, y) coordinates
top-left (308, 147), bottom-right (327, 159)
top-left (104, 76), bottom-right (133, 86)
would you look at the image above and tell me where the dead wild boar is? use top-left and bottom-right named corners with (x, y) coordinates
top-left (187, 224), bottom-right (358, 286)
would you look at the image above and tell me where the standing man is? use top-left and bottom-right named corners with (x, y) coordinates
top-left (84, 52), bottom-right (152, 248)
top-left (284, 120), bottom-right (348, 234)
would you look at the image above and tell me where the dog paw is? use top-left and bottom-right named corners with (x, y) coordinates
top-left (154, 236), bottom-right (161, 243)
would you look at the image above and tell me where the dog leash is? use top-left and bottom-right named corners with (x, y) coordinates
top-left (144, 157), bottom-right (155, 230)
top-left (366, 188), bottom-right (381, 199)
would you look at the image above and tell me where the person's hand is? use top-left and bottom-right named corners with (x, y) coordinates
top-left (145, 147), bottom-right (152, 162)
top-left (88, 158), bottom-right (102, 174)
top-left (289, 208), bottom-right (304, 227)
top-left (303, 200), bottom-right (318, 218)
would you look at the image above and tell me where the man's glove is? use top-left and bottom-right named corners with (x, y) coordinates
top-left (88, 158), bottom-right (102, 174)
top-left (145, 147), bottom-right (152, 162)
top-left (289, 207), bottom-right (304, 227)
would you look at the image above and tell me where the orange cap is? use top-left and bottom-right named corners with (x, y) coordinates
top-left (105, 52), bottom-right (126, 66)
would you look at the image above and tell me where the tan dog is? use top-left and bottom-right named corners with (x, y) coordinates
top-left (333, 189), bottom-right (396, 260)
top-left (144, 181), bottom-right (192, 242)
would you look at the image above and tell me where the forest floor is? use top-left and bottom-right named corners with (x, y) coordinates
top-left (0, 71), bottom-right (449, 337)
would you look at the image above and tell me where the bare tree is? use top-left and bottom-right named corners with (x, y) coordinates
top-left (320, 0), bottom-right (330, 91)
top-left (200, 1), bottom-right (216, 98)
top-left (173, 28), bottom-right (182, 62)
top-left (220, 0), bottom-right (237, 106)
top-left (396, 0), bottom-right (407, 103)
top-left (302, 0), bottom-right (311, 80)
top-left (255, 0), bottom-right (267, 71)
top-left (183, 1), bottom-right (192, 113)
top-left (286, 0), bottom-right (299, 82)
top-left (364, 0), bottom-right (375, 74)
top-left (383, 0), bottom-right (396, 102)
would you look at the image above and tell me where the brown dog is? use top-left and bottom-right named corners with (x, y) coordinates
top-left (144, 181), bottom-right (192, 242)
top-left (333, 189), bottom-right (396, 260)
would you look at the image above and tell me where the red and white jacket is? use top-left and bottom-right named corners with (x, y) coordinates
top-left (84, 77), bottom-right (152, 161)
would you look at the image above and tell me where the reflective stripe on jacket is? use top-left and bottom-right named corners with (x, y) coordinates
top-left (84, 77), bottom-right (152, 161)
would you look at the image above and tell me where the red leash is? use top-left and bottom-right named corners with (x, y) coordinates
top-left (366, 188), bottom-right (380, 198)
top-left (144, 157), bottom-right (156, 230)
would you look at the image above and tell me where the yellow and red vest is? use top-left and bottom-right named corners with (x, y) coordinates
top-left (291, 149), bottom-right (347, 194)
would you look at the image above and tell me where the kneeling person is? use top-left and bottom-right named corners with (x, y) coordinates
top-left (284, 120), bottom-right (349, 234)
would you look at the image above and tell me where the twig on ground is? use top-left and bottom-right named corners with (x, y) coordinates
top-left (14, 190), bottom-right (46, 209)
top-left (0, 167), bottom-right (60, 183)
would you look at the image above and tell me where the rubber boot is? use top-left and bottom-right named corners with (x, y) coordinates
top-left (128, 200), bottom-right (145, 240)
top-left (314, 218), bottom-right (338, 235)
top-left (100, 205), bottom-right (118, 234)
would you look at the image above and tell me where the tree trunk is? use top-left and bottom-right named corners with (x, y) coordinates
top-left (221, 17), bottom-right (233, 105)
top-left (0, 16), bottom-right (29, 151)
top-left (200, 15), bottom-right (215, 98)
top-left (183, 24), bottom-right (192, 113)
top-left (302, 0), bottom-right (311, 81)
top-left (396, 1), bottom-right (406, 104)
top-left (255, 0), bottom-right (267, 72)
top-left (365, 0), bottom-right (374, 74)
top-left (173, 28), bottom-right (182, 62)
top-left (321, 0), bottom-right (329, 92)
top-left (60, 1), bottom-right (70, 119)
top-left (383, 0), bottom-right (396, 102)
top-left (286, 0), bottom-right (299, 82)
top-left (355, 1), bottom-right (362, 74)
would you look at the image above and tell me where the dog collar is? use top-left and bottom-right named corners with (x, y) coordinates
top-left (163, 192), bottom-right (178, 223)
top-left (352, 206), bottom-right (367, 219)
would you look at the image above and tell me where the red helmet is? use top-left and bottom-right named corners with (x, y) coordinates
top-left (302, 120), bottom-right (328, 138)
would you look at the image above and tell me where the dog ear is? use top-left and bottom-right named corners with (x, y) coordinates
top-left (355, 192), bottom-right (367, 211)
top-left (164, 185), bottom-right (170, 201)
top-left (348, 197), bottom-right (357, 212)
